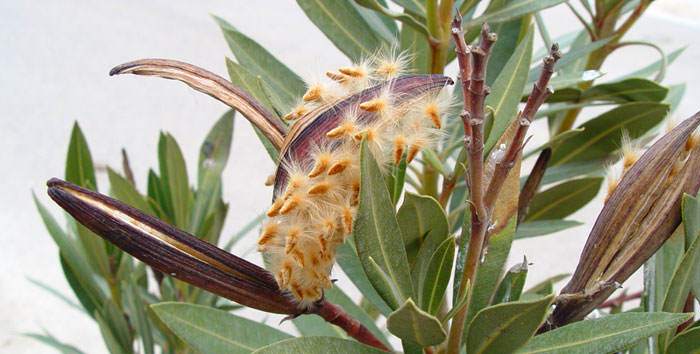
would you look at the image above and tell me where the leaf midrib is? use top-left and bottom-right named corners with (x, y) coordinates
top-left (520, 317), bottom-right (686, 354)
top-left (527, 179), bottom-right (599, 220)
top-left (160, 313), bottom-right (256, 351)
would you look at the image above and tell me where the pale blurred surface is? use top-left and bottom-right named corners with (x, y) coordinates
top-left (1, 1), bottom-right (699, 352)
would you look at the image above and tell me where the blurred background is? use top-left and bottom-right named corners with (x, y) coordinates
top-left (2, 0), bottom-right (699, 352)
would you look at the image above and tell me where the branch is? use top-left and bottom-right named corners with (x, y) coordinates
top-left (110, 59), bottom-right (286, 149)
top-left (312, 300), bottom-right (389, 352)
top-left (446, 16), bottom-right (496, 354)
top-left (483, 44), bottom-right (561, 210)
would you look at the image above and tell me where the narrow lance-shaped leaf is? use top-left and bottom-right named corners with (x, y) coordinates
top-left (64, 123), bottom-right (111, 277)
top-left (515, 219), bottom-right (582, 239)
top-left (158, 133), bottom-right (192, 230)
top-left (418, 236), bottom-right (455, 314)
top-left (464, 0), bottom-right (568, 29)
top-left (581, 78), bottom-right (668, 103)
top-left (518, 312), bottom-right (693, 354)
top-left (397, 193), bottom-right (449, 265)
top-left (336, 240), bottom-right (393, 316)
top-left (24, 331), bottom-right (85, 354)
top-left (152, 302), bottom-right (291, 354)
top-left (524, 177), bottom-right (603, 221)
top-left (296, 0), bottom-right (386, 61)
top-left (484, 27), bottom-right (533, 153)
top-left (353, 140), bottom-right (414, 308)
top-left (550, 102), bottom-right (669, 165)
top-left (468, 295), bottom-right (554, 354)
top-left (493, 257), bottom-right (528, 303)
top-left (658, 191), bottom-right (700, 348)
top-left (190, 111), bottom-right (234, 235)
top-left (214, 16), bottom-right (306, 112)
top-left (252, 337), bottom-right (386, 354)
top-left (666, 327), bottom-right (700, 354)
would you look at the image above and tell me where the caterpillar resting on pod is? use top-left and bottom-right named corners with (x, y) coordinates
top-left (257, 54), bottom-right (454, 306)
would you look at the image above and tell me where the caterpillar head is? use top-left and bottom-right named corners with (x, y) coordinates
top-left (259, 55), bottom-right (453, 307)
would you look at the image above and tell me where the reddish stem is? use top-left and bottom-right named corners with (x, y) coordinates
top-left (483, 45), bottom-right (561, 210)
top-left (313, 300), bottom-right (389, 352)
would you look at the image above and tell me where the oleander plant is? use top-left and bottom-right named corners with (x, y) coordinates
top-left (31, 1), bottom-right (700, 353)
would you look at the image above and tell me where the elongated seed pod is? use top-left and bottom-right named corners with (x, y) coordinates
top-left (263, 64), bottom-right (452, 305)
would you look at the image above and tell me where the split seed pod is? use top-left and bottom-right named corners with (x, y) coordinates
top-left (552, 112), bottom-right (700, 327)
top-left (263, 67), bottom-right (453, 306)
top-left (47, 178), bottom-right (300, 315)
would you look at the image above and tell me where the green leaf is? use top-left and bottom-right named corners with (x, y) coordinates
top-left (515, 220), bottom-right (582, 239)
top-left (538, 159), bottom-right (606, 186)
top-left (354, 140), bottom-right (414, 308)
top-left (484, 28), bottom-right (533, 153)
top-left (152, 302), bottom-right (291, 354)
top-left (354, 0), bottom-right (429, 36)
top-left (386, 299), bottom-right (446, 346)
top-left (352, 0), bottom-right (398, 43)
top-left (523, 273), bottom-right (569, 296)
top-left (25, 331), bottom-right (85, 354)
top-left (107, 168), bottom-right (152, 215)
top-left (663, 195), bottom-right (700, 312)
top-left (525, 177), bottom-right (603, 221)
top-left (493, 258), bottom-right (528, 303)
top-left (296, 0), bottom-right (386, 61)
top-left (683, 190), bottom-right (700, 249)
top-left (214, 16), bottom-right (305, 111)
top-left (667, 327), bottom-right (700, 354)
top-left (123, 278), bottom-right (154, 354)
top-left (581, 78), bottom-right (668, 103)
top-left (34, 196), bottom-right (103, 316)
top-left (252, 337), bottom-right (386, 354)
top-left (465, 0), bottom-right (568, 29)
top-left (96, 300), bottom-right (132, 354)
top-left (64, 123), bottom-right (111, 276)
top-left (550, 102), bottom-right (669, 165)
top-left (468, 295), bottom-right (554, 354)
top-left (418, 236), bottom-right (455, 314)
top-left (158, 132), bottom-right (192, 230)
top-left (336, 240), bottom-right (393, 316)
top-left (65, 122), bottom-right (97, 189)
top-left (466, 219), bottom-right (516, 326)
top-left (659, 192), bottom-right (700, 347)
top-left (485, 0), bottom-right (529, 85)
top-left (225, 58), bottom-right (277, 113)
top-left (397, 193), bottom-right (449, 266)
top-left (518, 312), bottom-right (693, 354)
top-left (649, 226), bottom-right (684, 312)
top-left (190, 111), bottom-right (234, 235)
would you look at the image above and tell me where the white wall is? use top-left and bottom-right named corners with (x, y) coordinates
top-left (1, 1), bottom-right (699, 352)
